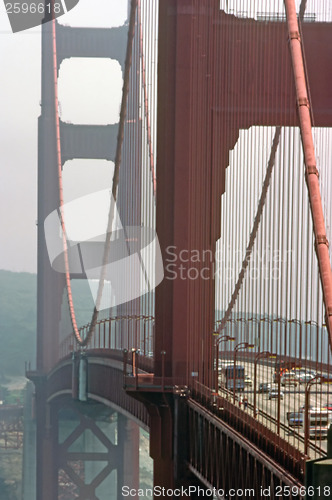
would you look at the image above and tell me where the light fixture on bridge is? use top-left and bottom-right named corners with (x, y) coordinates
top-left (253, 351), bottom-right (277, 418)
top-left (214, 335), bottom-right (236, 392)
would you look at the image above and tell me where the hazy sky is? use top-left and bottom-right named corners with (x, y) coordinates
top-left (0, 0), bottom-right (127, 273)
top-left (0, 3), bottom-right (40, 272)
top-left (1, 0), bottom-right (330, 274)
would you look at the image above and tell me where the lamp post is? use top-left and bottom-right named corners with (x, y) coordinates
top-left (272, 318), bottom-right (288, 433)
top-left (273, 318), bottom-right (287, 358)
top-left (304, 320), bottom-right (327, 374)
top-left (134, 315), bottom-right (143, 354)
top-left (247, 317), bottom-right (260, 351)
top-left (236, 318), bottom-right (247, 341)
top-left (142, 316), bottom-right (148, 356)
top-left (233, 342), bottom-right (254, 403)
top-left (260, 317), bottom-right (273, 351)
top-left (253, 351), bottom-right (276, 418)
top-left (141, 315), bottom-right (154, 356)
top-left (113, 316), bottom-right (119, 350)
top-left (215, 317), bottom-right (241, 342)
top-left (213, 333), bottom-right (235, 392)
top-left (272, 350), bottom-right (285, 435)
top-left (289, 319), bottom-right (303, 366)
top-left (131, 347), bottom-right (138, 383)
top-left (247, 317), bottom-right (273, 353)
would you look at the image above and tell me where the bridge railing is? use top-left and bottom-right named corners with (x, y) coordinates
top-left (59, 315), bottom-right (155, 360)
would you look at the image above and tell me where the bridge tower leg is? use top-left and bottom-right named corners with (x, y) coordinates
top-left (22, 382), bottom-right (36, 500)
top-left (117, 414), bottom-right (140, 496)
top-left (34, 378), bottom-right (58, 500)
top-left (142, 391), bottom-right (209, 497)
top-left (151, 0), bottom-right (219, 490)
top-left (31, 5), bottom-right (132, 497)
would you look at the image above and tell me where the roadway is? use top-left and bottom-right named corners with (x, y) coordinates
top-left (218, 361), bottom-right (331, 458)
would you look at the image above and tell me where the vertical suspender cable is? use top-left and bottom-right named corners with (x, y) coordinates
top-left (284, 0), bottom-right (332, 352)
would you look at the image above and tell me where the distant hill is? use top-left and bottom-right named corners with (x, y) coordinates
top-left (0, 270), bottom-right (36, 377)
top-left (0, 270), bottom-right (95, 377)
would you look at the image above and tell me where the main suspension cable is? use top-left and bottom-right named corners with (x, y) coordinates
top-left (217, 127), bottom-right (281, 332)
top-left (284, 0), bottom-right (332, 351)
top-left (53, 0), bottom-right (138, 347)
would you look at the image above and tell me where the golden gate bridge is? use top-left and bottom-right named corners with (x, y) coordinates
top-left (25, 0), bottom-right (332, 498)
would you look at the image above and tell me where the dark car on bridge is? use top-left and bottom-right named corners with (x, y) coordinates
top-left (269, 389), bottom-right (284, 400)
top-left (258, 383), bottom-right (271, 393)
